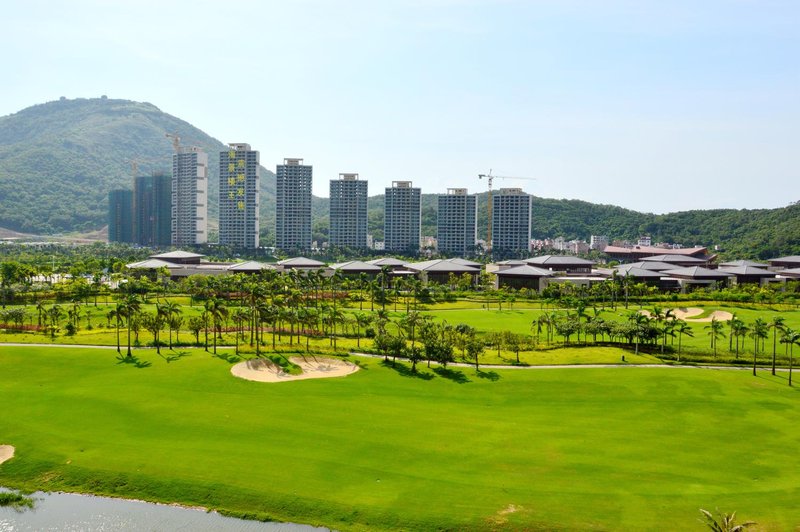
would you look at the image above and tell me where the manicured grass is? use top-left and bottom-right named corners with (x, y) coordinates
top-left (1, 345), bottom-right (799, 530)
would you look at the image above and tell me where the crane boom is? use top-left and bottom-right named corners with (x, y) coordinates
top-left (478, 170), bottom-right (536, 256)
top-left (165, 132), bottom-right (181, 153)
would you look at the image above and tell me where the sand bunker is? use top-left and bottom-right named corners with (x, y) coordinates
top-left (0, 445), bottom-right (14, 465)
top-left (231, 356), bottom-right (359, 383)
top-left (639, 307), bottom-right (733, 322)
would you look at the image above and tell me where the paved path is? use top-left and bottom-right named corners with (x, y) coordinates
top-left (0, 343), bottom-right (788, 373)
top-left (346, 352), bottom-right (785, 372)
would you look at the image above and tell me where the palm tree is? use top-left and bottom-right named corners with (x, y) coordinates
top-left (750, 317), bottom-right (768, 376)
top-left (108, 303), bottom-right (124, 353)
top-left (160, 300), bottom-right (182, 350)
top-left (205, 298), bottom-right (228, 354)
top-left (120, 294), bottom-right (141, 357)
top-left (400, 311), bottom-right (424, 352)
top-left (353, 312), bottom-right (372, 348)
top-left (705, 317), bottom-right (725, 359)
top-left (231, 308), bottom-right (248, 356)
top-left (769, 316), bottom-right (786, 375)
top-left (673, 320), bottom-right (693, 362)
top-left (781, 328), bottom-right (800, 387)
top-left (699, 508), bottom-right (754, 531)
top-left (726, 312), bottom-right (738, 352)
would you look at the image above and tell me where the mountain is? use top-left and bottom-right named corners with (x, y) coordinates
top-left (0, 96), bottom-right (276, 235)
top-left (0, 97), bottom-right (798, 259)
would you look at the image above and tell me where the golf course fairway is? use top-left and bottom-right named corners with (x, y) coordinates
top-left (1, 345), bottom-right (798, 530)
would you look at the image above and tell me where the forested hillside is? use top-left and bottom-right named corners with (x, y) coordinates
top-left (0, 97), bottom-right (276, 234)
top-left (0, 97), bottom-right (798, 259)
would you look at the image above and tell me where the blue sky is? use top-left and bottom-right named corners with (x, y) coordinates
top-left (1, 0), bottom-right (798, 213)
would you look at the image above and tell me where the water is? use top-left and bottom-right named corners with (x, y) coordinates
top-left (0, 489), bottom-right (329, 532)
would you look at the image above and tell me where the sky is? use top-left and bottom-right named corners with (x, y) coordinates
top-left (1, 0), bottom-right (798, 213)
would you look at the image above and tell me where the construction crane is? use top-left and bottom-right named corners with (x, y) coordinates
top-left (165, 132), bottom-right (181, 153)
top-left (478, 169), bottom-right (537, 254)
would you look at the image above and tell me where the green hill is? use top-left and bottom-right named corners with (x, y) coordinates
top-left (0, 96), bottom-right (276, 235)
top-left (0, 97), bottom-right (798, 259)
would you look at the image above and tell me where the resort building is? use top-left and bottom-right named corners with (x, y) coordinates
top-left (135, 173), bottom-right (172, 247)
top-left (219, 143), bottom-right (260, 249)
top-left (108, 189), bottom-right (133, 244)
top-left (384, 181), bottom-right (421, 254)
top-left (329, 173), bottom-right (368, 249)
top-left (171, 147), bottom-right (208, 246)
top-left (437, 188), bottom-right (477, 257)
top-left (492, 188), bottom-right (531, 259)
top-left (276, 158), bottom-right (312, 251)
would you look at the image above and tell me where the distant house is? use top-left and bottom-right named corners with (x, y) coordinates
top-left (405, 259), bottom-right (480, 285)
top-left (767, 256), bottom-right (800, 270)
top-left (126, 251), bottom-right (276, 280)
top-left (660, 266), bottom-right (732, 292)
top-left (604, 245), bottom-right (714, 264)
top-left (329, 260), bottom-right (382, 279)
top-left (277, 257), bottom-right (328, 271)
top-left (525, 255), bottom-right (594, 275)
top-left (494, 264), bottom-right (553, 291)
top-left (718, 265), bottom-right (778, 286)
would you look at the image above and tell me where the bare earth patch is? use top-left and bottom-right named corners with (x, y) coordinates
top-left (0, 445), bottom-right (15, 465)
top-left (640, 307), bottom-right (733, 322)
top-left (231, 356), bottom-right (359, 383)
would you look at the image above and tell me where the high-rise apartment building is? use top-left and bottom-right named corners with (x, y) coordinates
top-left (172, 146), bottom-right (208, 246)
top-left (134, 173), bottom-right (172, 247)
top-left (329, 173), bottom-right (368, 250)
top-left (108, 189), bottom-right (134, 244)
top-left (492, 188), bottom-right (531, 258)
top-left (275, 158), bottom-right (312, 251)
top-left (219, 143), bottom-right (260, 249)
top-left (437, 188), bottom-right (477, 257)
top-left (384, 181), bottom-right (421, 254)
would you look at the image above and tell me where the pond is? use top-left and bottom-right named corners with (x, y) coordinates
top-left (0, 489), bottom-right (330, 531)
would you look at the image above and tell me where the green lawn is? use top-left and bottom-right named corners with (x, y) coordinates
top-left (1, 345), bottom-right (799, 530)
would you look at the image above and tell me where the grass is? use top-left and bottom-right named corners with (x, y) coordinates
top-left (1, 345), bottom-right (799, 530)
top-left (0, 490), bottom-right (34, 509)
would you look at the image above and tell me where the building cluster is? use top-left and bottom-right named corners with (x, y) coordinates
top-left (109, 144), bottom-right (535, 256)
top-left (127, 247), bottom-right (800, 295)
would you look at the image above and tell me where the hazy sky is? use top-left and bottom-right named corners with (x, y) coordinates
top-left (1, 0), bottom-right (798, 213)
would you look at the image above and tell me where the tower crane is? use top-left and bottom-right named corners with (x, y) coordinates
top-left (165, 132), bottom-right (181, 153)
top-left (478, 170), bottom-right (537, 255)
top-left (127, 159), bottom-right (138, 180)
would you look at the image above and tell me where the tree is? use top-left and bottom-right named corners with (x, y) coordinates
top-left (750, 317), bottom-right (768, 376)
top-left (231, 308), bottom-right (249, 356)
top-left (769, 316), bottom-right (786, 376)
top-left (160, 300), bottom-right (182, 351)
top-left (466, 336), bottom-right (484, 371)
top-left (781, 328), bottom-right (800, 387)
top-left (119, 294), bottom-right (141, 357)
top-left (108, 303), bottom-right (124, 353)
top-left (353, 312), bottom-right (372, 348)
top-left (673, 320), bottom-right (693, 362)
top-left (698, 508), bottom-right (754, 532)
top-left (141, 312), bottom-right (166, 354)
top-left (205, 298), bottom-right (228, 354)
top-left (704, 317), bottom-right (725, 359)
top-left (187, 316), bottom-right (205, 346)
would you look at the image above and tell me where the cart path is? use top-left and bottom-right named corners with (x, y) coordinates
top-left (0, 343), bottom-right (789, 373)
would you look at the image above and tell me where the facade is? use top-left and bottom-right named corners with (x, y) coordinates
top-left (134, 173), bottom-right (172, 247)
top-left (219, 143), bottom-right (260, 249)
top-left (108, 189), bottom-right (133, 243)
top-left (171, 147), bottom-right (208, 246)
top-left (492, 188), bottom-right (531, 259)
top-left (329, 173), bottom-right (368, 249)
top-left (590, 235), bottom-right (609, 251)
top-left (384, 181), bottom-right (421, 254)
top-left (276, 158), bottom-right (312, 251)
top-left (437, 188), bottom-right (477, 257)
